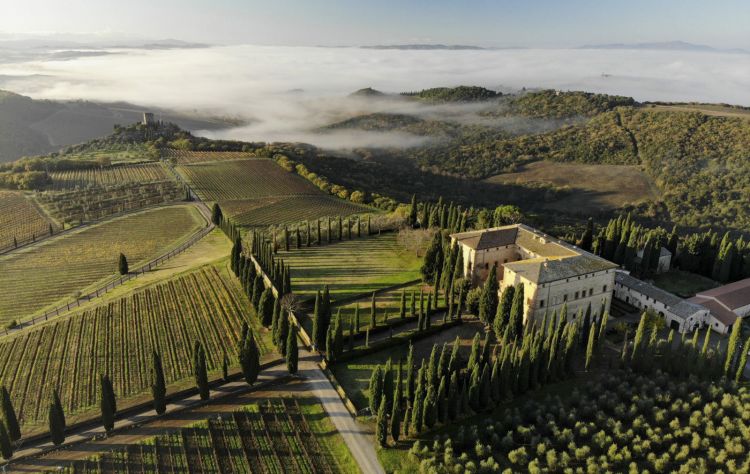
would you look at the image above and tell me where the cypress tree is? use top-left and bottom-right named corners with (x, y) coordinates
top-left (735, 335), bottom-right (750, 382)
top-left (316, 219), bottom-right (321, 245)
top-left (99, 374), bottom-right (116, 432)
top-left (478, 364), bottom-right (491, 408)
top-left (725, 319), bottom-right (742, 377)
top-left (271, 297), bottom-right (281, 346)
top-left (405, 343), bottom-right (415, 403)
top-left (579, 218), bottom-right (594, 251)
top-left (118, 253), bottom-right (129, 275)
top-left (631, 312), bottom-right (648, 364)
top-left (422, 385), bottom-right (437, 429)
top-left (370, 292), bottom-right (377, 329)
top-left (48, 400), bottom-right (65, 446)
top-left (478, 265), bottom-right (499, 326)
top-left (402, 406), bottom-right (411, 437)
top-left (585, 324), bottom-right (597, 370)
top-left (390, 389), bottom-right (401, 442)
top-left (0, 386), bottom-right (20, 442)
top-left (494, 285), bottom-right (515, 340)
top-left (240, 331), bottom-right (261, 384)
top-left (399, 290), bottom-right (406, 319)
top-left (468, 333), bottom-right (481, 372)
top-left (353, 304), bottom-right (360, 333)
top-left (508, 283), bottom-right (525, 341)
top-left (52, 389), bottom-right (65, 431)
top-left (375, 398), bottom-right (388, 447)
top-left (251, 275), bottom-right (264, 308)
top-left (408, 194), bottom-right (418, 228)
top-left (0, 423), bottom-right (11, 460)
top-left (278, 311), bottom-right (290, 357)
top-left (306, 221), bottom-right (311, 246)
top-left (382, 359), bottom-right (394, 411)
top-left (369, 366), bottom-right (383, 415)
top-left (295, 226), bottom-right (301, 249)
top-left (211, 203), bottom-right (223, 225)
top-left (258, 289), bottom-right (274, 327)
top-left (410, 291), bottom-right (416, 317)
top-left (287, 324), bottom-right (298, 374)
top-left (597, 310), bottom-right (609, 351)
top-left (193, 341), bottom-right (209, 400)
top-left (312, 291), bottom-right (325, 350)
top-left (338, 216), bottom-right (343, 241)
top-left (151, 351), bottom-right (167, 415)
top-left (222, 351), bottom-right (229, 382)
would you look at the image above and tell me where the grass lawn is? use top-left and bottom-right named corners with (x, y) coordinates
top-left (281, 232), bottom-right (423, 302)
top-left (485, 160), bottom-right (660, 214)
top-left (330, 319), bottom-right (485, 411)
top-left (222, 194), bottom-right (371, 228)
top-left (651, 269), bottom-right (718, 298)
top-left (0, 204), bottom-right (205, 325)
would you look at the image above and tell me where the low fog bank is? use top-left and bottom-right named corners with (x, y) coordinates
top-left (0, 44), bottom-right (748, 149)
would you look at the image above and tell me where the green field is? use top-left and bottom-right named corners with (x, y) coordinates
top-left (0, 265), bottom-right (270, 429)
top-left (484, 160), bottom-right (660, 214)
top-left (330, 283), bottom-right (428, 335)
top-left (0, 205), bottom-right (205, 324)
top-left (281, 232), bottom-right (422, 301)
top-left (176, 158), bottom-right (321, 202)
top-left (222, 195), bottom-right (371, 227)
top-left (60, 397), bottom-right (360, 474)
top-left (0, 190), bottom-right (57, 251)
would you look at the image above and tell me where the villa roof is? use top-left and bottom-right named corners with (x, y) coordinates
top-left (615, 271), bottom-right (682, 307)
top-left (688, 296), bottom-right (738, 327)
top-left (451, 224), bottom-right (616, 284)
top-left (695, 278), bottom-right (750, 311)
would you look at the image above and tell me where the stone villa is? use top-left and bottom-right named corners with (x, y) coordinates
top-left (450, 224), bottom-right (618, 325)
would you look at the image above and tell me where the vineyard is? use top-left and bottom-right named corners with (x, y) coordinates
top-left (37, 181), bottom-right (183, 225)
top-left (49, 163), bottom-right (173, 190)
top-left (176, 159), bottom-right (321, 201)
top-left (402, 370), bottom-right (750, 473)
top-left (0, 191), bottom-right (57, 251)
top-left (0, 205), bottom-right (205, 324)
top-left (222, 195), bottom-right (370, 227)
top-left (60, 398), bottom-right (359, 473)
top-left (0, 266), bottom-right (267, 428)
top-left (281, 233), bottom-right (422, 301)
top-left (162, 149), bottom-right (257, 164)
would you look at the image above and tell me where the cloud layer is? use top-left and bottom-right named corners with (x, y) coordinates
top-left (1, 45), bottom-right (748, 147)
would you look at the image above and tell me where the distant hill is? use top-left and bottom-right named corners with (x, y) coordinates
top-left (401, 86), bottom-right (500, 103)
top-left (349, 87), bottom-right (386, 98)
top-left (0, 90), bottom-right (237, 163)
top-left (579, 41), bottom-right (748, 54)
top-left (361, 44), bottom-right (484, 50)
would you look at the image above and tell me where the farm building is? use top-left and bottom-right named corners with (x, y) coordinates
top-left (450, 224), bottom-right (617, 325)
top-left (693, 278), bottom-right (750, 318)
top-left (614, 271), bottom-right (710, 333)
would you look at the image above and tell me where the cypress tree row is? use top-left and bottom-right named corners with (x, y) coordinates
top-left (151, 351), bottom-right (167, 415)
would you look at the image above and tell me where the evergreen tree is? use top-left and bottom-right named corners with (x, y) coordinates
top-left (240, 331), bottom-right (261, 384)
top-left (420, 232), bottom-right (444, 283)
top-left (222, 352), bottom-right (229, 382)
top-left (390, 389), bottom-right (401, 442)
top-left (312, 291), bottom-right (325, 350)
top-left (375, 398), bottom-right (388, 447)
top-left (258, 289), bottom-right (274, 327)
top-left (211, 203), bottom-right (223, 225)
top-left (579, 217), bottom-right (594, 251)
top-left (410, 291), bottom-right (416, 317)
top-left (48, 400), bottom-right (65, 446)
top-left (100, 374), bottom-right (116, 432)
top-left (508, 283), bottom-right (525, 341)
top-left (725, 319), bottom-right (742, 377)
top-left (735, 335), bottom-right (750, 382)
top-left (118, 253), bottom-right (129, 275)
top-left (0, 423), bottom-right (11, 460)
top-left (585, 324), bottom-right (597, 370)
top-left (370, 292), bottom-right (377, 329)
top-left (408, 194), bottom-right (418, 228)
top-left (251, 275), bottom-right (264, 308)
top-left (405, 343), bottom-right (415, 402)
top-left (467, 333), bottom-right (481, 372)
top-left (494, 285), bottom-right (515, 340)
top-left (151, 351), bottom-right (167, 415)
top-left (193, 341), bottom-right (209, 400)
top-left (52, 389), bottom-right (65, 430)
top-left (278, 311), bottom-right (290, 357)
top-left (0, 386), bottom-right (20, 441)
top-left (271, 297), bottom-right (281, 346)
top-left (399, 290), bottom-right (406, 319)
top-left (422, 386), bottom-right (437, 429)
top-left (631, 312), bottom-right (648, 364)
top-left (287, 324), bottom-right (298, 374)
top-left (368, 366), bottom-right (383, 415)
top-left (478, 265), bottom-right (499, 326)
top-left (353, 304), bottom-right (360, 333)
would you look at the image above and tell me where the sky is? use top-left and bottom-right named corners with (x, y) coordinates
top-left (1, 0), bottom-right (750, 49)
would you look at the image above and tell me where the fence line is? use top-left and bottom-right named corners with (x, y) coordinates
top-left (3, 222), bottom-right (215, 336)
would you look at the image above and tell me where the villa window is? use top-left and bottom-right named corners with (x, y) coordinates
top-left (589, 288), bottom-right (593, 296)
top-left (540, 299), bottom-right (545, 308)
top-left (574, 291), bottom-right (579, 299)
top-left (485, 263), bottom-right (489, 270)
top-left (563, 294), bottom-right (568, 302)
top-left (603, 285), bottom-right (607, 292)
